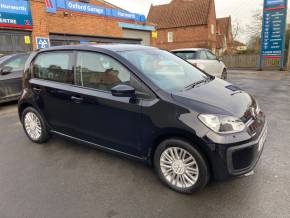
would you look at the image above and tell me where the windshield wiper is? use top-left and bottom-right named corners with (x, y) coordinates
top-left (183, 77), bottom-right (212, 90)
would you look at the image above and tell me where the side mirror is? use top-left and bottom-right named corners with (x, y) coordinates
top-left (111, 84), bottom-right (135, 98)
top-left (0, 66), bottom-right (13, 75)
top-left (217, 57), bottom-right (223, 62)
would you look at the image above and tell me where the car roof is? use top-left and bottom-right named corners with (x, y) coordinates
top-left (38, 44), bottom-right (158, 53)
top-left (171, 48), bottom-right (207, 52)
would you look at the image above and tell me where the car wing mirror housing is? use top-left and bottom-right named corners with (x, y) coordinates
top-left (111, 84), bottom-right (136, 98)
top-left (0, 66), bottom-right (13, 75)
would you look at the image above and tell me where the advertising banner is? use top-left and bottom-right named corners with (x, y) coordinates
top-left (261, 9), bottom-right (287, 57)
top-left (65, 1), bottom-right (105, 16)
top-left (0, 0), bottom-right (33, 29)
top-left (48, 0), bottom-right (146, 22)
top-left (260, 0), bottom-right (288, 69)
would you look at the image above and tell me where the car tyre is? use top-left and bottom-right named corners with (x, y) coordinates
top-left (221, 69), bottom-right (227, 80)
top-left (22, 107), bottom-right (50, 143)
top-left (154, 138), bottom-right (209, 194)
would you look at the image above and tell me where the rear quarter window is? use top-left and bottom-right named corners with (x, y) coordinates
top-left (33, 52), bottom-right (74, 84)
top-left (173, 51), bottom-right (197, 61)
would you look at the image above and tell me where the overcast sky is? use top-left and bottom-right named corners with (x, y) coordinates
top-left (105, 0), bottom-right (275, 42)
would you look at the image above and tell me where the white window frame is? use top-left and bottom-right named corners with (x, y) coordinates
top-left (211, 24), bottom-right (215, 35)
top-left (167, 32), bottom-right (173, 43)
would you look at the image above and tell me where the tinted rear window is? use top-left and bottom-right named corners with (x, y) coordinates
top-left (173, 51), bottom-right (197, 60)
top-left (33, 52), bottom-right (74, 84)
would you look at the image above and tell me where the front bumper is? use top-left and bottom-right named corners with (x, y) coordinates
top-left (226, 122), bottom-right (267, 175)
top-left (203, 118), bottom-right (267, 180)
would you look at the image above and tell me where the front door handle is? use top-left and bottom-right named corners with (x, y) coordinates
top-left (71, 96), bottom-right (83, 103)
top-left (33, 87), bottom-right (41, 94)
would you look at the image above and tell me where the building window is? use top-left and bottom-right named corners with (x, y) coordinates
top-left (211, 24), bottom-right (215, 35)
top-left (167, 32), bottom-right (173, 43)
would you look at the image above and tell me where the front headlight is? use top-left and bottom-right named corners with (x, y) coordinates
top-left (198, 114), bottom-right (245, 134)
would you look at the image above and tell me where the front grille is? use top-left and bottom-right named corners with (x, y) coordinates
top-left (247, 119), bottom-right (259, 136)
top-left (242, 104), bottom-right (265, 137)
top-left (232, 145), bottom-right (258, 170)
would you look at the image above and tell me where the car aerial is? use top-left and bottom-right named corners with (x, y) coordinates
top-left (18, 44), bottom-right (267, 194)
top-left (0, 53), bottom-right (30, 104)
top-left (172, 48), bottom-right (228, 80)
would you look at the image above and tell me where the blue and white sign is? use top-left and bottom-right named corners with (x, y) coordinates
top-left (66, 1), bottom-right (105, 16)
top-left (36, 38), bottom-right (50, 49)
top-left (265, 0), bottom-right (287, 9)
top-left (261, 10), bottom-right (287, 57)
top-left (0, 0), bottom-right (33, 29)
top-left (260, 0), bottom-right (288, 69)
top-left (48, 0), bottom-right (146, 22)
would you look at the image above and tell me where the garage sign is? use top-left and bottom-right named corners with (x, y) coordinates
top-left (0, 0), bottom-right (33, 29)
top-left (260, 0), bottom-right (288, 70)
top-left (47, 0), bottom-right (146, 22)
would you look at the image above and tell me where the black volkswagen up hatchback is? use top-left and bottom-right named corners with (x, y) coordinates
top-left (19, 45), bottom-right (267, 193)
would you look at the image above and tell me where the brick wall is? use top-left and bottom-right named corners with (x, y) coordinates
top-left (30, 0), bottom-right (138, 49)
top-left (151, 0), bottom-right (217, 51)
top-left (151, 25), bottom-right (210, 51)
top-left (207, 0), bottom-right (217, 51)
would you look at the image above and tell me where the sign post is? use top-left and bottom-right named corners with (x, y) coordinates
top-left (259, 0), bottom-right (288, 70)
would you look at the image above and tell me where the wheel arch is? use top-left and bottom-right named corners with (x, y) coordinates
top-left (147, 129), bottom-right (213, 176)
top-left (18, 102), bottom-right (34, 121)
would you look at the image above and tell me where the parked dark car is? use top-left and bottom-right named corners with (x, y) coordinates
top-left (0, 53), bottom-right (30, 103)
top-left (18, 45), bottom-right (267, 193)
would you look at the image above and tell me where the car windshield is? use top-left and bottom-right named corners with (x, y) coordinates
top-left (118, 49), bottom-right (209, 92)
top-left (0, 55), bottom-right (12, 64)
top-left (173, 51), bottom-right (197, 60)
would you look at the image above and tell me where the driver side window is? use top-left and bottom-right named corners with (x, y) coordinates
top-left (76, 52), bottom-right (131, 92)
top-left (76, 52), bottom-right (155, 99)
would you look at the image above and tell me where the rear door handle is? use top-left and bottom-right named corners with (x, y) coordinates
top-left (71, 96), bottom-right (83, 103)
top-left (33, 87), bottom-right (41, 94)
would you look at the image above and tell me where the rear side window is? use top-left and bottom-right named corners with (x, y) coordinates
top-left (173, 51), bottom-right (197, 61)
top-left (33, 52), bottom-right (74, 84)
top-left (76, 51), bottom-right (131, 92)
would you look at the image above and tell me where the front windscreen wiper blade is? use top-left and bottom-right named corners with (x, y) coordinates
top-left (184, 78), bottom-right (208, 90)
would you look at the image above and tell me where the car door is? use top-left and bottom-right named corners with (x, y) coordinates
top-left (69, 51), bottom-right (148, 156)
top-left (30, 51), bottom-right (76, 133)
top-left (205, 50), bottom-right (224, 77)
top-left (0, 54), bottom-right (29, 102)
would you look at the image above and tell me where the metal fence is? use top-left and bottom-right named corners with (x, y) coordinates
top-left (222, 54), bottom-right (280, 69)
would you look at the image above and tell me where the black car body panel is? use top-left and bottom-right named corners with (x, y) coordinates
top-left (172, 78), bottom-right (255, 118)
top-left (18, 45), bottom-right (267, 181)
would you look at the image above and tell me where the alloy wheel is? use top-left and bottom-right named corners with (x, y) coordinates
top-left (24, 112), bottom-right (42, 141)
top-left (160, 147), bottom-right (199, 189)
